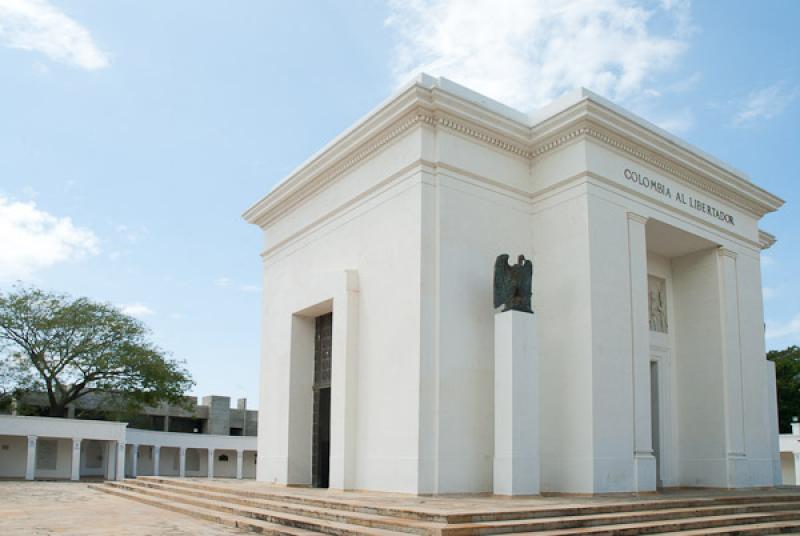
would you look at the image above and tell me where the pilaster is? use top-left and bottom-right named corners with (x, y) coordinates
top-left (207, 449), bottom-right (215, 478)
top-left (329, 270), bottom-right (359, 490)
top-left (627, 212), bottom-right (656, 491)
top-left (717, 247), bottom-right (747, 487)
top-left (130, 444), bottom-right (138, 478)
top-left (179, 447), bottom-right (187, 478)
top-left (153, 446), bottom-right (161, 477)
top-left (115, 441), bottom-right (125, 481)
top-left (25, 435), bottom-right (37, 481)
top-left (236, 449), bottom-right (244, 480)
top-left (71, 438), bottom-right (81, 481)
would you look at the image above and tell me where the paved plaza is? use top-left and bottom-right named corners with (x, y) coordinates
top-left (0, 481), bottom-right (247, 535)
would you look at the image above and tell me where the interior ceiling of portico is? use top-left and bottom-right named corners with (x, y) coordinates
top-left (645, 219), bottom-right (717, 259)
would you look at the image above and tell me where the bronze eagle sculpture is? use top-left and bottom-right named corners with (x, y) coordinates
top-left (493, 254), bottom-right (533, 313)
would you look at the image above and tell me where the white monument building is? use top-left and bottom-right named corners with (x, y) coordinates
top-left (244, 75), bottom-right (784, 495)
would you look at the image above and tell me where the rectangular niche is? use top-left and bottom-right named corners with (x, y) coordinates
top-left (36, 439), bottom-right (58, 470)
top-left (648, 275), bottom-right (668, 333)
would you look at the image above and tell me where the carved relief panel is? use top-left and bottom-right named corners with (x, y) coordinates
top-left (648, 275), bottom-right (668, 333)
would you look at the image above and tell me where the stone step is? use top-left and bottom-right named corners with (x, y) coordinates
top-left (110, 479), bottom-right (434, 535)
top-left (513, 511), bottom-right (800, 535)
top-left (443, 502), bottom-right (800, 535)
top-left (122, 478), bottom-right (800, 536)
top-left (99, 482), bottom-right (410, 536)
top-left (101, 479), bottom-right (800, 536)
top-left (90, 484), bottom-right (322, 535)
top-left (660, 521), bottom-right (800, 535)
top-left (132, 477), bottom-right (800, 525)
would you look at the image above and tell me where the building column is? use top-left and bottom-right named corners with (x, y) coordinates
top-left (25, 435), bottom-right (37, 481)
top-left (329, 270), bottom-right (359, 490)
top-left (164, 415), bottom-right (170, 432)
top-left (717, 247), bottom-right (747, 487)
top-left (153, 446), bottom-right (161, 477)
top-left (115, 441), bottom-right (125, 481)
top-left (130, 444), bottom-right (138, 478)
top-left (179, 447), bottom-right (187, 478)
top-left (236, 449), bottom-right (244, 480)
top-left (71, 438), bottom-right (81, 481)
top-left (628, 212), bottom-right (656, 491)
top-left (207, 449), bottom-right (214, 479)
top-left (795, 453), bottom-right (800, 486)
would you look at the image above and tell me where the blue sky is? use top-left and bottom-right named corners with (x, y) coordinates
top-left (1, 0), bottom-right (798, 405)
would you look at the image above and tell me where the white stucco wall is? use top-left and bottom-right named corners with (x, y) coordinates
top-left (0, 435), bottom-right (27, 478)
top-left (245, 76), bottom-right (782, 495)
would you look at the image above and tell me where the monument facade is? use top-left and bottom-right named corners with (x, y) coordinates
top-left (244, 76), bottom-right (783, 494)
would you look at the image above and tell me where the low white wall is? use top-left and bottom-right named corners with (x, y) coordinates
top-left (213, 449), bottom-right (238, 478)
top-left (0, 435), bottom-right (27, 478)
top-left (34, 438), bottom-right (72, 480)
top-left (780, 452), bottom-right (795, 485)
top-left (80, 439), bottom-right (108, 477)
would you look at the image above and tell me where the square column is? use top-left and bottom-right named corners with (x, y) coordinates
top-left (71, 439), bottom-right (81, 481)
top-left (329, 270), bottom-right (359, 490)
top-left (179, 447), bottom-right (187, 478)
top-left (717, 247), bottom-right (747, 487)
top-left (207, 449), bottom-right (214, 478)
top-left (236, 449), bottom-right (244, 480)
top-left (25, 435), bottom-right (37, 481)
top-left (130, 445), bottom-right (138, 478)
top-left (153, 446), bottom-right (161, 477)
top-left (115, 441), bottom-right (125, 481)
top-left (627, 213), bottom-right (656, 491)
top-left (795, 453), bottom-right (800, 486)
top-left (493, 310), bottom-right (539, 496)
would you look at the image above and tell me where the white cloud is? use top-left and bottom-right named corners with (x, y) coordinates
top-left (761, 254), bottom-right (776, 268)
top-left (762, 287), bottom-right (777, 301)
top-left (733, 82), bottom-right (798, 126)
top-left (215, 277), bottom-right (232, 288)
top-left (766, 314), bottom-right (800, 341)
top-left (386, 0), bottom-right (691, 111)
top-left (0, 195), bottom-right (98, 282)
top-left (239, 284), bottom-right (260, 293)
top-left (0, 0), bottom-right (109, 70)
top-left (120, 303), bottom-right (155, 318)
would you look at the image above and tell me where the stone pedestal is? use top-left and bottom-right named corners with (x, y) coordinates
top-left (493, 310), bottom-right (539, 496)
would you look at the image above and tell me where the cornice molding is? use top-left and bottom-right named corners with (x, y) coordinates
top-left (758, 230), bottom-right (777, 250)
top-left (244, 81), bottom-right (783, 228)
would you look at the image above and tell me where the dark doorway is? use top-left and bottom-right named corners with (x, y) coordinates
top-left (312, 313), bottom-right (332, 488)
top-left (650, 360), bottom-right (661, 488)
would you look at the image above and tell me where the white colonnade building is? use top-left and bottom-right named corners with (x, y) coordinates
top-left (244, 75), bottom-right (784, 495)
top-left (780, 418), bottom-right (800, 485)
top-left (0, 415), bottom-right (256, 481)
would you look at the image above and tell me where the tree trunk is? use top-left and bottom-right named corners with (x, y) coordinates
top-left (48, 403), bottom-right (67, 418)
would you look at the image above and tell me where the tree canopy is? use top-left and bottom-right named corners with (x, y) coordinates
top-left (768, 345), bottom-right (800, 434)
top-left (0, 286), bottom-right (193, 417)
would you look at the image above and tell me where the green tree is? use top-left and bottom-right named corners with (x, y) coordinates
top-left (0, 286), bottom-right (193, 417)
top-left (768, 345), bottom-right (800, 433)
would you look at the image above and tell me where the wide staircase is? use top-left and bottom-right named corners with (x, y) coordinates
top-left (91, 477), bottom-right (800, 535)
